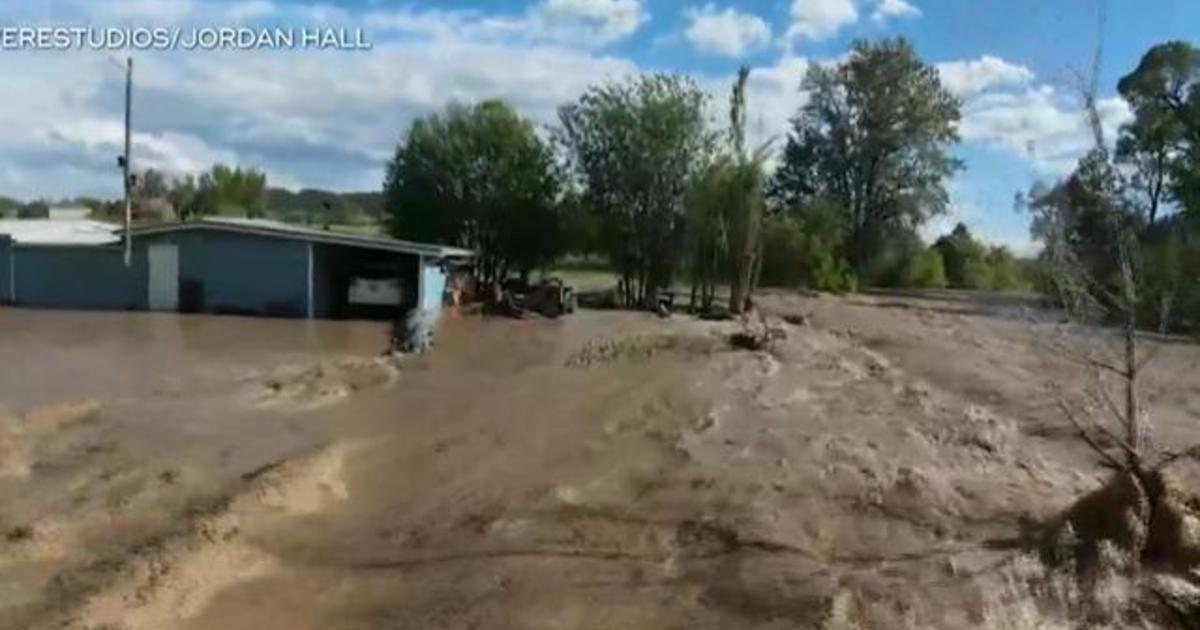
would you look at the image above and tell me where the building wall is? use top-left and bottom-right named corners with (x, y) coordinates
top-left (0, 228), bottom-right (456, 320)
top-left (141, 230), bottom-right (309, 317)
top-left (12, 245), bottom-right (146, 310)
top-left (0, 236), bottom-right (11, 303)
top-left (421, 258), bottom-right (447, 312)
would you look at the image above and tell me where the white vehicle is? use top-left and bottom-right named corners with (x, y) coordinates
top-left (348, 277), bottom-right (404, 306)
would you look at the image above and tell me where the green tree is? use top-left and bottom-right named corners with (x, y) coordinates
top-left (557, 73), bottom-right (713, 307)
top-left (384, 100), bottom-right (563, 285)
top-left (935, 223), bottom-right (987, 288)
top-left (210, 165), bottom-right (268, 217)
top-left (1025, 150), bottom-right (1144, 304)
top-left (795, 200), bottom-right (857, 293)
top-left (16, 201), bottom-right (49, 219)
top-left (1116, 41), bottom-right (1200, 219)
top-left (683, 66), bottom-right (770, 313)
top-left (904, 247), bottom-right (948, 289)
top-left (167, 175), bottom-right (198, 220)
top-left (137, 169), bottom-right (168, 200)
top-left (985, 246), bottom-right (1022, 291)
top-left (758, 214), bottom-right (805, 288)
top-left (0, 196), bottom-right (19, 218)
top-left (771, 38), bottom-right (962, 276)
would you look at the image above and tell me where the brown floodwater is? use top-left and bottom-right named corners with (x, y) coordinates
top-left (0, 308), bottom-right (391, 409)
top-left (2, 298), bottom-right (1198, 629)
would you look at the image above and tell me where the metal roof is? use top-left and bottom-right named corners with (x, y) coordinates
top-left (0, 219), bottom-right (120, 245)
top-left (131, 218), bottom-right (474, 258)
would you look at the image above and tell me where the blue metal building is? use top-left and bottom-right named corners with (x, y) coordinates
top-left (0, 218), bottom-right (471, 320)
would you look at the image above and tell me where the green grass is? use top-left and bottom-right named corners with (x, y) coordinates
top-left (545, 256), bottom-right (620, 292)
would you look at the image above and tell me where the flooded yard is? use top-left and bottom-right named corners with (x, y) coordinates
top-left (1, 296), bottom-right (1198, 629)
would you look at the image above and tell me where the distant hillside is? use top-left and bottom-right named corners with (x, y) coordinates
top-left (264, 188), bottom-right (384, 228)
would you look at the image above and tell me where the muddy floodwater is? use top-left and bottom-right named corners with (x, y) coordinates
top-left (1, 294), bottom-right (1198, 629)
top-left (0, 309), bottom-right (390, 409)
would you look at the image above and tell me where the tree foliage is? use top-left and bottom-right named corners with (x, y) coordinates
top-left (904, 247), bottom-right (948, 289)
top-left (384, 100), bottom-right (563, 285)
top-left (771, 37), bottom-right (962, 275)
top-left (683, 66), bottom-right (770, 313)
top-left (935, 223), bottom-right (991, 289)
top-left (1115, 41), bottom-right (1200, 220)
top-left (778, 200), bottom-right (858, 293)
top-left (557, 73), bottom-right (713, 307)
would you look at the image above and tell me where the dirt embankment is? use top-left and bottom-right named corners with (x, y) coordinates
top-left (1, 297), bottom-right (1199, 629)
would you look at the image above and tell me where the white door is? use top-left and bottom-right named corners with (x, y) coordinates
top-left (147, 243), bottom-right (179, 311)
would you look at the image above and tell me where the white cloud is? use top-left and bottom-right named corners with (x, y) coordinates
top-left (366, 0), bottom-right (648, 48)
top-left (539, 0), bottom-right (649, 45)
top-left (871, 0), bottom-right (921, 23)
top-left (936, 56), bottom-right (1035, 97)
top-left (226, 0), bottom-right (277, 21)
top-left (785, 0), bottom-right (858, 42)
top-left (684, 4), bottom-right (771, 57)
top-left (104, 0), bottom-right (197, 23)
top-left (0, 0), bottom-right (645, 198)
top-left (959, 85), bottom-right (1132, 174)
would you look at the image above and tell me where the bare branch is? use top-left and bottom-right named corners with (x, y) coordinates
top-left (1058, 400), bottom-right (1128, 471)
top-left (1041, 330), bottom-right (1126, 376)
top-left (1154, 443), bottom-right (1200, 471)
top-left (1081, 393), bottom-right (1144, 464)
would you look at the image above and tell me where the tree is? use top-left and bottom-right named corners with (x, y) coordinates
top-left (0, 196), bottom-right (20, 218)
top-left (384, 100), bottom-right (563, 286)
top-left (167, 175), bottom-right (199, 221)
top-left (1025, 51), bottom-right (1200, 599)
top-left (1115, 41), bottom-right (1200, 222)
top-left (904, 247), bottom-right (948, 289)
top-left (210, 165), bottom-right (267, 217)
top-left (985, 246), bottom-right (1022, 291)
top-left (683, 66), bottom-right (771, 314)
top-left (724, 66), bottom-right (770, 314)
top-left (935, 223), bottom-right (990, 289)
top-left (16, 201), bottom-right (49, 219)
top-left (771, 38), bottom-right (962, 277)
top-left (794, 200), bottom-right (857, 293)
top-left (557, 74), bottom-right (713, 307)
top-left (137, 169), bottom-right (168, 200)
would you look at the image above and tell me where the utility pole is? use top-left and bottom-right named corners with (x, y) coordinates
top-left (122, 57), bottom-right (132, 267)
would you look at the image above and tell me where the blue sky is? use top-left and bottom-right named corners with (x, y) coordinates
top-left (0, 0), bottom-right (1196, 252)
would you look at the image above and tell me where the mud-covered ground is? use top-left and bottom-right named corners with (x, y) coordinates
top-left (1, 292), bottom-right (1198, 629)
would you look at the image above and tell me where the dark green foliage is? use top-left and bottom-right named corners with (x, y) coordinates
top-left (0, 196), bottom-right (18, 217)
top-left (985, 246), bottom-right (1023, 291)
top-left (683, 67), bottom-right (769, 312)
top-left (557, 74), bottom-right (713, 307)
top-left (904, 247), bottom-right (948, 289)
top-left (264, 189), bottom-right (383, 226)
top-left (935, 223), bottom-right (991, 289)
top-left (384, 100), bottom-right (563, 284)
top-left (785, 201), bottom-right (857, 293)
top-left (1116, 41), bottom-right (1200, 219)
top-left (771, 37), bottom-right (962, 276)
top-left (16, 201), bottom-right (49, 219)
top-left (168, 165), bottom-right (267, 220)
top-left (855, 222), bottom-right (924, 288)
top-left (758, 214), bottom-right (806, 288)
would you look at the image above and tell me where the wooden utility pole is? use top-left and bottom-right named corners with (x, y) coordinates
top-left (122, 57), bottom-right (132, 267)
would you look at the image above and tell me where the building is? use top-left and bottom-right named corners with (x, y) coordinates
top-left (47, 206), bottom-right (92, 221)
top-left (0, 218), bottom-right (471, 319)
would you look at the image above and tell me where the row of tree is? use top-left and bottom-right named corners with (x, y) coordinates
top-left (385, 38), bottom-right (967, 312)
top-left (1024, 41), bottom-right (1200, 332)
